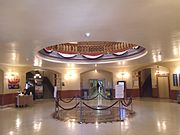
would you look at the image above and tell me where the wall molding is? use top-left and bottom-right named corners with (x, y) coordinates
top-left (57, 90), bottom-right (81, 98)
top-left (152, 88), bottom-right (158, 98)
top-left (170, 90), bottom-right (179, 100)
top-left (126, 89), bottom-right (140, 97)
top-left (0, 93), bottom-right (17, 106)
top-left (1, 89), bottom-right (177, 106)
top-left (58, 89), bottom-right (141, 98)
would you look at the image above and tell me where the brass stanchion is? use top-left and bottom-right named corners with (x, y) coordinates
top-left (130, 100), bottom-right (134, 114)
top-left (119, 99), bottom-right (124, 121)
top-left (79, 99), bottom-right (83, 124)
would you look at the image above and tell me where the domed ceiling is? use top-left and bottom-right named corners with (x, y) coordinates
top-left (38, 41), bottom-right (147, 64)
top-left (0, 0), bottom-right (180, 67)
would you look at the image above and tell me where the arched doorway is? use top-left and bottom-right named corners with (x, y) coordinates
top-left (136, 65), bottom-right (170, 98)
top-left (26, 69), bottom-right (61, 100)
top-left (80, 69), bottom-right (113, 98)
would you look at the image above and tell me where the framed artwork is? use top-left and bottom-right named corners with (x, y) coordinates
top-left (133, 80), bottom-right (139, 87)
top-left (173, 74), bottom-right (178, 86)
top-left (8, 78), bottom-right (20, 89)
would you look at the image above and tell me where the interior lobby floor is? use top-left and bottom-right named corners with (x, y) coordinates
top-left (0, 98), bottom-right (180, 135)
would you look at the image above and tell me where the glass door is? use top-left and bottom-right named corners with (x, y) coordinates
top-left (89, 79), bottom-right (98, 98)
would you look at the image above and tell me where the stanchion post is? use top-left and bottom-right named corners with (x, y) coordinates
top-left (76, 95), bottom-right (79, 104)
top-left (119, 99), bottom-right (124, 121)
top-left (54, 99), bottom-right (57, 112)
top-left (57, 99), bottom-right (63, 120)
top-left (130, 99), bottom-right (133, 114)
top-left (55, 99), bottom-right (61, 119)
top-left (79, 99), bottom-right (83, 124)
top-left (55, 99), bottom-right (58, 112)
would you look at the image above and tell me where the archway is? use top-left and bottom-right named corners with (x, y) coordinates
top-left (133, 65), bottom-right (170, 98)
top-left (25, 69), bottom-right (61, 100)
top-left (80, 69), bottom-right (113, 98)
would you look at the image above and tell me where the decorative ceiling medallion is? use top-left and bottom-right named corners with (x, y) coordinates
top-left (38, 41), bottom-right (147, 64)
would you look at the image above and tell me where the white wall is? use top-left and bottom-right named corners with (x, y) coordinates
top-left (60, 68), bottom-right (81, 91)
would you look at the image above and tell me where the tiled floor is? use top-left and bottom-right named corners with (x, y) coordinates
top-left (0, 98), bottom-right (180, 135)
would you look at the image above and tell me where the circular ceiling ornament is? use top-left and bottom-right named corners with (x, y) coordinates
top-left (38, 41), bottom-right (147, 64)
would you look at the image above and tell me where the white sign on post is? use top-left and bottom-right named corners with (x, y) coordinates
top-left (54, 86), bottom-right (57, 98)
top-left (115, 83), bottom-right (125, 99)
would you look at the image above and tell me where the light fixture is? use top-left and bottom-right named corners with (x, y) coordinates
top-left (152, 50), bottom-right (162, 62)
top-left (116, 72), bottom-right (129, 80)
top-left (34, 73), bottom-right (42, 79)
top-left (67, 63), bottom-right (75, 68)
top-left (85, 32), bottom-right (91, 37)
top-left (64, 70), bottom-right (77, 80)
top-left (12, 52), bottom-right (16, 61)
top-left (118, 61), bottom-right (125, 65)
top-left (34, 56), bottom-right (42, 67)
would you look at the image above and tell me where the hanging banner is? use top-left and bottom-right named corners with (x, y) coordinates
top-left (54, 86), bottom-right (57, 98)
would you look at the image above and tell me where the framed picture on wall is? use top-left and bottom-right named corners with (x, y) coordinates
top-left (133, 80), bottom-right (139, 87)
top-left (173, 74), bottom-right (178, 86)
top-left (8, 74), bottom-right (20, 89)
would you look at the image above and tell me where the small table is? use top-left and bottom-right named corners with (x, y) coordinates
top-left (16, 95), bottom-right (33, 107)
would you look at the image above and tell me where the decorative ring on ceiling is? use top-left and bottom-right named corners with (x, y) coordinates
top-left (38, 41), bottom-right (147, 64)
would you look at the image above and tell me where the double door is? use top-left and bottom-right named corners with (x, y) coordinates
top-left (89, 79), bottom-right (105, 98)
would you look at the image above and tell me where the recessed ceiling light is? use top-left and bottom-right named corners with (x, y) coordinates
top-left (85, 33), bottom-right (91, 37)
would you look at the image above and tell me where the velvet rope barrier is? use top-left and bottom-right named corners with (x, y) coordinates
top-left (82, 101), bottom-right (119, 110)
top-left (120, 98), bottom-right (132, 107)
top-left (81, 94), bottom-right (99, 101)
top-left (99, 93), bottom-right (112, 100)
top-left (56, 101), bottom-right (80, 110)
top-left (58, 96), bottom-right (75, 103)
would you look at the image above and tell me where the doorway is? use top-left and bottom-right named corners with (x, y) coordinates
top-left (89, 79), bottom-right (105, 98)
top-left (157, 76), bottom-right (169, 98)
top-left (139, 69), bottom-right (153, 97)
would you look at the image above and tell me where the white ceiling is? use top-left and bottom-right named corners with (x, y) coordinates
top-left (0, 0), bottom-right (180, 68)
